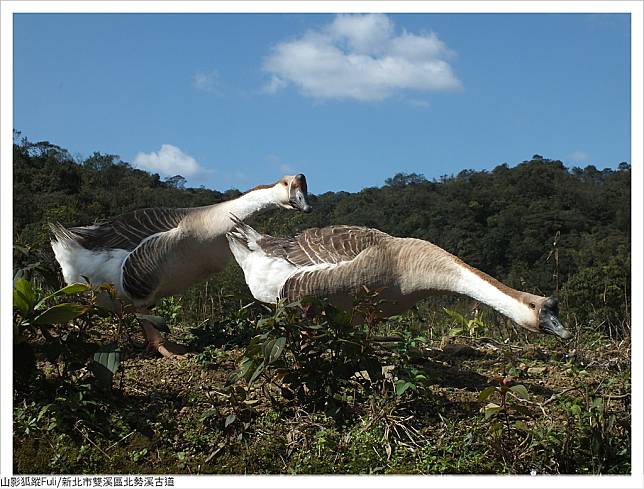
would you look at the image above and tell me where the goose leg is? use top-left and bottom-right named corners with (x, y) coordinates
top-left (138, 318), bottom-right (188, 358)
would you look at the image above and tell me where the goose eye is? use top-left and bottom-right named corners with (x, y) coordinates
top-left (529, 303), bottom-right (536, 310)
top-left (282, 181), bottom-right (288, 187)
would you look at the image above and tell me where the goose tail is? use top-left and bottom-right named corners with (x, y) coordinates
top-left (226, 214), bottom-right (265, 257)
top-left (49, 222), bottom-right (81, 247)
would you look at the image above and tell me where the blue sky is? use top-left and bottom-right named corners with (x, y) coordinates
top-left (13, 12), bottom-right (631, 193)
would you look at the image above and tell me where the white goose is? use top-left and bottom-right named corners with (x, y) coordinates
top-left (226, 220), bottom-right (571, 339)
top-left (50, 174), bottom-right (312, 357)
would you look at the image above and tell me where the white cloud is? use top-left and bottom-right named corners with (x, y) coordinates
top-left (408, 98), bottom-right (431, 109)
top-left (133, 144), bottom-right (205, 177)
top-left (262, 13), bottom-right (461, 101)
top-left (328, 13), bottom-right (394, 55)
top-left (192, 69), bottom-right (222, 94)
top-left (263, 75), bottom-right (288, 94)
top-left (570, 150), bottom-right (590, 163)
top-left (267, 153), bottom-right (293, 174)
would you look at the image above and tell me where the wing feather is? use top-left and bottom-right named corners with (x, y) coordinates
top-left (279, 242), bottom-right (394, 301)
top-left (257, 225), bottom-right (390, 267)
top-left (121, 231), bottom-right (176, 301)
top-left (65, 207), bottom-right (192, 251)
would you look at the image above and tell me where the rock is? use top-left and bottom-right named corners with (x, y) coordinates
top-left (527, 366), bottom-right (548, 376)
top-left (442, 344), bottom-right (481, 357)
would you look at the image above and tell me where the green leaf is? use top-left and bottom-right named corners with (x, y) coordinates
top-left (478, 386), bottom-right (497, 401)
top-left (245, 334), bottom-right (268, 357)
top-left (13, 278), bottom-right (35, 312)
top-left (256, 317), bottom-right (273, 329)
top-left (13, 288), bottom-right (31, 315)
top-left (447, 327), bottom-right (463, 337)
top-left (136, 314), bottom-right (168, 332)
top-left (509, 384), bottom-right (530, 400)
top-left (443, 308), bottom-right (466, 327)
top-left (91, 344), bottom-right (122, 389)
top-left (36, 283), bottom-right (92, 309)
top-left (57, 283), bottom-right (92, 295)
top-left (395, 380), bottom-right (416, 396)
top-left (263, 336), bottom-right (286, 365)
top-left (483, 402), bottom-right (502, 419)
top-left (94, 288), bottom-right (122, 315)
top-left (14, 244), bottom-right (30, 255)
top-left (37, 404), bottom-right (52, 422)
top-left (569, 404), bottom-right (582, 416)
top-left (224, 414), bottom-right (236, 428)
top-left (248, 361), bottom-right (265, 385)
top-left (514, 421), bottom-right (530, 431)
top-left (34, 303), bottom-right (89, 325)
top-left (225, 372), bottom-right (240, 386)
top-left (199, 408), bottom-right (219, 422)
top-left (239, 358), bottom-right (254, 376)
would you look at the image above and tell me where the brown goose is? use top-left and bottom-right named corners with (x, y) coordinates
top-left (50, 174), bottom-right (312, 357)
top-left (226, 220), bottom-right (571, 339)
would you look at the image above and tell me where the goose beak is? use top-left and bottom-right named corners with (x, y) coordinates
top-left (289, 174), bottom-right (312, 213)
top-left (539, 297), bottom-right (572, 340)
top-left (290, 189), bottom-right (312, 213)
top-left (540, 313), bottom-right (572, 339)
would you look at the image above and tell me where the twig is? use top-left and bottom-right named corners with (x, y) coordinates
top-left (369, 335), bottom-right (403, 343)
top-left (360, 408), bottom-right (386, 433)
top-left (210, 389), bottom-right (231, 398)
top-left (602, 393), bottom-right (630, 400)
top-left (74, 421), bottom-right (111, 459)
top-left (106, 430), bottom-right (135, 452)
top-left (541, 387), bottom-right (583, 407)
top-left (449, 335), bottom-right (523, 351)
top-left (204, 445), bottom-right (224, 463)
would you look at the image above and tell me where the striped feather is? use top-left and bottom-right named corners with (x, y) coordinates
top-left (63, 207), bottom-right (192, 251)
top-left (256, 225), bottom-right (390, 267)
top-left (121, 232), bottom-right (177, 300)
top-left (279, 244), bottom-right (394, 301)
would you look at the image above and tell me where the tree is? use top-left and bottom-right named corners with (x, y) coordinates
top-left (385, 172), bottom-right (427, 187)
top-left (165, 175), bottom-right (187, 189)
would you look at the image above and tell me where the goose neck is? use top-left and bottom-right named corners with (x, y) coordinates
top-left (450, 264), bottom-right (533, 326)
top-left (220, 187), bottom-right (280, 221)
top-left (402, 240), bottom-right (534, 326)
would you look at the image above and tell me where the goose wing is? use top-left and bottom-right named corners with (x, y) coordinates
top-left (120, 230), bottom-right (178, 302)
top-left (62, 207), bottom-right (192, 251)
top-left (279, 238), bottom-right (395, 301)
top-left (258, 225), bottom-right (391, 267)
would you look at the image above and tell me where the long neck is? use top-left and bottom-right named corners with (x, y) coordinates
top-left (186, 187), bottom-right (280, 239)
top-left (400, 239), bottom-right (534, 326)
top-left (221, 187), bottom-right (280, 221)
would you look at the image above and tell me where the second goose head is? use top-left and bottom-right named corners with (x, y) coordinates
top-left (277, 174), bottom-right (312, 213)
top-left (517, 294), bottom-right (571, 339)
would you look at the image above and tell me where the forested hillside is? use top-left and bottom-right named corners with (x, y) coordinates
top-left (13, 132), bottom-right (631, 334)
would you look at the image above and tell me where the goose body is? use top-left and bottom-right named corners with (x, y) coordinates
top-left (227, 221), bottom-right (571, 339)
top-left (50, 175), bottom-right (311, 308)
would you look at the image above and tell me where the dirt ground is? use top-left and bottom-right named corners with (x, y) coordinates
top-left (14, 329), bottom-right (631, 475)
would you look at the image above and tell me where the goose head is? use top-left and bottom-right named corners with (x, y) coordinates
top-left (519, 294), bottom-right (571, 339)
top-left (276, 174), bottom-right (312, 213)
